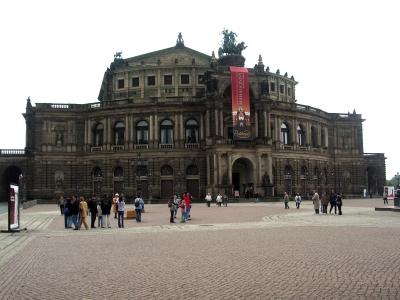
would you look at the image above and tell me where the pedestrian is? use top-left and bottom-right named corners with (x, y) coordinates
top-left (222, 193), bottom-right (228, 207)
top-left (112, 193), bottom-right (119, 219)
top-left (70, 195), bottom-right (80, 230)
top-left (216, 193), bottom-right (222, 207)
top-left (205, 192), bottom-right (212, 207)
top-left (337, 193), bottom-right (343, 215)
top-left (97, 201), bottom-right (104, 228)
top-left (383, 192), bottom-right (388, 205)
top-left (173, 193), bottom-right (180, 218)
top-left (329, 191), bottom-right (337, 214)
top-left (312, 191), bottom-right (320, 214)
top-left (168, 196), bottom-right (175, 223)
top-left (295, 193), bottom-right (301, 209)
top-left (321, 192), bottom-right (329, 214)
top-left (79, 196), bottom-right (89, 230)
top-left (117, 195), bottom-right (125, 228)
top-left (64, 197), bottom-right (72, 229)
top-left (184, 192), bottom-right (192, 220)
top-left (58, 195), bottom-right (64, 215)
top-left (88, 194), bottom-right (98, 228)
top-left (101, 195), bottom-right (112, 228)
top-left (179, 197), bottom-right (186, 223)
top-left (134, 193), bottom-right (144, 223)
top-left (283, 192), bottom-right (290, 209)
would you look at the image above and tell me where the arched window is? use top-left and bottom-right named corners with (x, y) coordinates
top-left (297, 124), bottom-right (306, 146)
top-left (136, 120), bottom-right (149, 144)
top-left (161, 165), bottom-right (173, 176)
top-left (160, 119), bottom-right (174, 144)
top-left (93, 123), bottom-right (104, 147)
top-left (300, 166), bottom-right (308, 179)
top-left (311, 126), bottom-right (318, 148)
top-left (281, 122), bottom-right (290, 145)
top-left (114, 166), bottom-right (123, 177)
top-left (284, 165), bottom-right (293, 178)
top-left (186, 164), bottom-right (199, 175)
top-left (185, 119), bottom-right (199, 143)
top-left (114, 121), bottom-right (125, 145)
top-left (92, 167), bottom-right (102, 178)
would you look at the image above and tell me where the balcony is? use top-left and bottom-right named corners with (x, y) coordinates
top-left (135, 144), bottom-right (149, 150)
top-left (159, 144), bottom-right (174, 150)
top-left (0, 149), bottom-right (26, 156)
top-left (112, 145), bottom-right (124, 152)
top-left (185, 143), bottom-right (200, 149)
top-left (91, 146), bottom-right (102, 152)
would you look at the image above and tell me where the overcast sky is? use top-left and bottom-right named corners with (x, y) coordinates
top-left (0, 0), bottom-right (399, 180)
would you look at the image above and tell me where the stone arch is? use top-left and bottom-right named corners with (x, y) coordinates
top-left (231, 156), bottom-right (255, 198)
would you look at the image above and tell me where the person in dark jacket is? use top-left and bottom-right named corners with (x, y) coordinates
top-left (64, 197), bottom-right (72, 229)
top-left (70, 196), bottom-right (80, 230)
top-left (336, 193), bottom-right (343, 215)
top-left (329, 191), bottom-right (337, 214)
top-left (88, 194), bottom-right (98, 228)
top-left (101, 195), bottom-right (112, 228)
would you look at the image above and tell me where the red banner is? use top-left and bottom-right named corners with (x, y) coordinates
top-left (230, 66), bottom-right (250, 139)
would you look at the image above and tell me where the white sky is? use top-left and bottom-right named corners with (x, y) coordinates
top-left (0, 0), bottom-right (399, 180)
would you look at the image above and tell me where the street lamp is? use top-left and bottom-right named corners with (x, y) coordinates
top-left (136, 152), bottom-right (142, 195)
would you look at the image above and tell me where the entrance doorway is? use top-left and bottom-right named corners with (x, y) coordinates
top-left (1, 166), bottom-right (22, 202)
top-left (231, 158), bottom-right (254, 197)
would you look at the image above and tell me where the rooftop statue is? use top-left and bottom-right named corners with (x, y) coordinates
top-left (218, 29), bottom-right (247, 57)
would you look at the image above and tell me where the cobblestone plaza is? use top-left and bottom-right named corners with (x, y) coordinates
top-left (1, 199), bottom-right (399, 299)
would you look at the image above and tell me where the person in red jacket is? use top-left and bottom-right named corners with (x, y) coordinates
top-left (184, 192), bottom-right (192, 221)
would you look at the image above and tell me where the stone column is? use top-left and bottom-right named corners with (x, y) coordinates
top-left (213, 153), bottom-right (218, 187)
top-left (125, 115), bottom-right (129, 146)
top-left (325, 127), bottom-right (329, 148)
top-left (174, 114), bottom-right (179, 142)
top-left (292, 120), bottom-right (296, 146)
top-left (255, 110), bottom-right (259, 138)
top-left (206, 109), bottom-right (210, 137)
top-left (154, 114), bottom-right (158, 144)
top-left (268, 155), bottom-right (273, 196)
top-left (317, 124), bottom-right (322, 147)
top-left (84, 120), bottom-right (88, 145)
top-left (206, 154), bottom-right (211, 186)
top-left (257, 154), bottom-right (262, 187)
top-left (217, 153), bottom-right (222, 185)
top-left (200, 113), bottom-right (204, 140)
top-left (215, 109), bottom-right (219, 137)
top-left (228, 154), bottom-right (232, 187)
top-left (180, 113), bottom-right (184, 142)
top-left (106, 117), bottom-right (111, 149)
top-left (306, 121), bottom-right (311, 146)
top-left (263, 111), bottom-right (268, 137)
top-left (275, 117), bottom-right (279, 143)
top-left (149, 115), bottom-right (153, 142)
top-left (219, 109), bottom-right (224, 137)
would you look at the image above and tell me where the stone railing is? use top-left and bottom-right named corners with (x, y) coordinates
top-left (91, 146), bottom-right (102, 152)
top-left (111, 145), bottom-right (124, 151)
top-left (185, 143), bottom-right (200, 149)
top-left (135, 144), bottom-right (149, 150)
top-left (159, 144), bottom-right (174, 150)
top-left (0, 149), bottom-right (26, 156)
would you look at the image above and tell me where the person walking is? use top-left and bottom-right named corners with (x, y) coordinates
top-left (117, 195), bottom-right (125, 228)
top-left (283, 192), bottom-right (290, 209)
top-left (97, 201), bottom-right (104, 228)
top-left (222, 193), bottom-right (228, 207)
top-left (79, 196), bottom-right (89, 230)
top-left (216, 193), bottom-right (222, 207)
top-left (337, 193), bottom-right (343, 215)
top-left (58, 195), bottom-right (64, 215)
top-left (179, 197), bottom-right (187, 223)
top-left (173, 194), bottom-right (180, 218)
top-left (383, 192), bottom-right (388, 205)
top-left (168, 196), bottom-right (176, 223)
top-left (70, 196), bottom-right (80, 230)
top-left (329, 191), bottom-right (337, 214)
top-left (112, 193), bottom-right (119, 219)
top-left (312, 191), bottom-right (320, 214)
top-left (295, 193), bottom-right (301, 209)
top-left (64, 197), bottom-right (72, 229)
top-left (205, 192), bottom-right (212, 207)
top-left (321, 192), bottom-right (329, 214)
top-left (101, 195), bottom-right (112, 228)
top-left (184, 192), bottom-right (192, 220)
top-left (134, 193), bottom-right (144, 223)
top-left (88, 194), bottom-right (98, 228)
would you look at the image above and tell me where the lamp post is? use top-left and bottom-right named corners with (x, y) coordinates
top-left (137, 152), bottom-right (142, 195)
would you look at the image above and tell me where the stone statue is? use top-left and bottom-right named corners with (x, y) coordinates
top-left (218, 29), bottom-right (247, 57)
top-left (55, 176), bottom-right (63, 189)
top-left (114, 51), bottom-right (122, 60)
top-left (56, 132), bottom-right (63, 146)
top-left (262, 173), bottom-right (271, 186)
top-left (176, 32), bottom-right (184, 47)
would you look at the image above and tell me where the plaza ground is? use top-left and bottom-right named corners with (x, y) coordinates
top-left (0, 199), bottom-right (399, 299)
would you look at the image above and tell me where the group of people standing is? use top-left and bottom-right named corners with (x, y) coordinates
top-left (168, 192), bottom-right (192, 223)
top-left (204, 192), bottom-right (228, 207)
top-left (311, 190), bottom-right (343, 215)
top-left (282, 190), bottom-right (343, 215)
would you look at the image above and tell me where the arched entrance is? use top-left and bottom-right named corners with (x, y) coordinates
top-left (232, 158), bottom-right (254, 198)
top-left (1, 166), bottom-right (23, 202)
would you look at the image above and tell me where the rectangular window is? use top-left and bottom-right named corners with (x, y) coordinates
top-left (181, 74), bottom-right (190, 84)
top-left (118, 79), bottom-right (125, 89)
top-left (270, 82), bottom-right (275, 92)
top-left (288, 87), bottom-right (291, 96)
top-left (164, 75), bottom-right (172, 85)
top-left (132, 77), bottom-right (139, 87)
top-left (280, 85), bottom-right (284, 94)
top-left (147, 76), bottom-right (156, 86)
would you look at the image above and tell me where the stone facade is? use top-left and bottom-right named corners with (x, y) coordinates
top-left (0, 34), bottom-right (386, 202)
